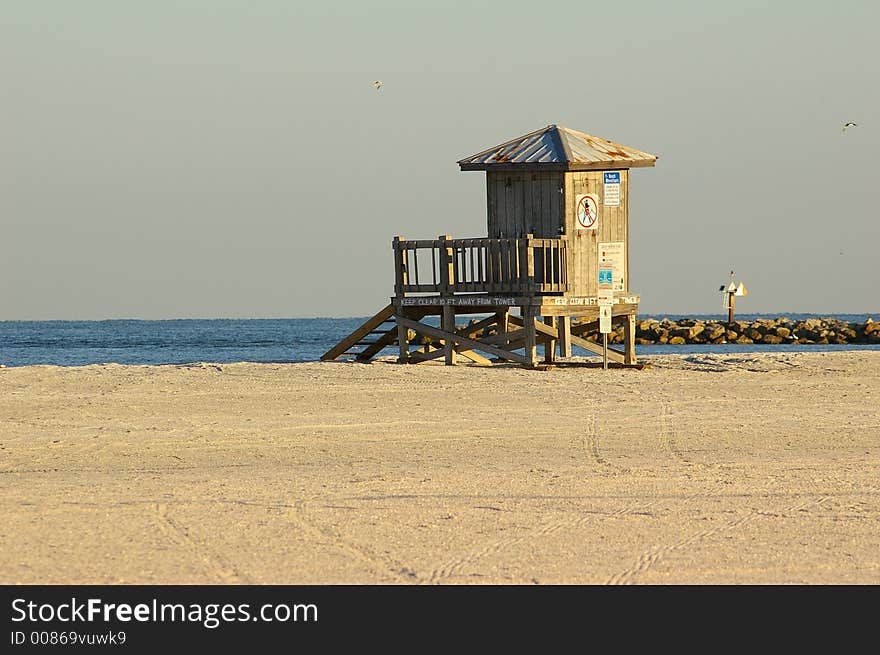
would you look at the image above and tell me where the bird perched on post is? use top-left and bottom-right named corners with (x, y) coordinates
top-left (373, 80), bottom-right (383, 91)
top-left (842, 122), bottom-right (857, 132)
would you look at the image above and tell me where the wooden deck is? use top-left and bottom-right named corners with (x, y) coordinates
top-left (321, 236), bottom-right (641, 368)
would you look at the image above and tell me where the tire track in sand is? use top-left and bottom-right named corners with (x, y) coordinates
top-left (660, 402), bottom-right (691, 465)
top-left (290, 500), bottom-right (420, 583)
top-left (606, 495), bottom-right (832, 585)
top-left (428, 406), bottom-right (731, 586)
top-left (427, 497), bottom-right (671, 584)
top-left (582, 401), bottom-right (630, 473)
top-left (153, 503), bottom-right (247, 583)
top-left (584, 410), bottom-right (608, 467)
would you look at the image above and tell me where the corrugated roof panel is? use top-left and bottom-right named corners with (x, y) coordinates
top-left (463, 126), bottom-right (562, 166)
top-left (458, 125), bottom-right (657, 170)
top-left (512, 138), bottom-right (555, 162)
top-left (563, 127), bottom-right (656, 165)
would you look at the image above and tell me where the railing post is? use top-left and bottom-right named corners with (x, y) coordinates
top-left (392, 235), bottom-right (408, 298)
top-left (438, 235), bottom-right (457, 365)
top-left (438, 234), bottom-right (454, 295)
top-left (487, 240), bottom-right (497, 293)
top-left (560, 238), bottom-right (569, 292)
top-left (517, 238), bottom-right (526, 294)
top-left (500, 239), bottom-right (510, 292)
top-left (520, 234), bottom-right (536, 296)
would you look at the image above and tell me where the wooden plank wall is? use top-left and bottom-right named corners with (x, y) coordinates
top-left (486, 171), bottom-right (564, 239)
top-left (563, 170), bottom-right (629, 297)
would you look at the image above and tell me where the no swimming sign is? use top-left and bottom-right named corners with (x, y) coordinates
top-left (575, 194), bottom-right (599, 229)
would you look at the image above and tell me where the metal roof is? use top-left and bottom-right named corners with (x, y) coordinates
top-left (457, 124), bottom-right (658, 171)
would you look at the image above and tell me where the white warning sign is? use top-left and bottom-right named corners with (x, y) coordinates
top-left (603, 172), bottom-right (621, 207)
top-left (599, 305), bottom-right (612, 334)
top-left (598, 241), bottom-right (626, 293)
top-left (575, 194), bottom-right (599, 230)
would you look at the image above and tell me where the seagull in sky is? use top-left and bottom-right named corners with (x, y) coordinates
top-left (842, 121), bottom-right (857, 132)
top-left (373, 80), bottom-right (383, 91)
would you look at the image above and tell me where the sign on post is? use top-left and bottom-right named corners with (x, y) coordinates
top-left (599, 305), bottom-right (612, 334)
top-left (597, 243), bottom-right (616, 370)
top-left (597, 243), bottom-right (615, 347)
top-left (598, 263), bottom-right (613, 340)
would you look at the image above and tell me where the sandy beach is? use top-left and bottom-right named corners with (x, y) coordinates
top-left (1, 351), bottom-right (878, 585)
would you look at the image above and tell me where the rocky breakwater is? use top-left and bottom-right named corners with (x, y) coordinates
top-left (574, 317), bottom-right (880, 345)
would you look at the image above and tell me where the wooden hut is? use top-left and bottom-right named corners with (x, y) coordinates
top-left (322, 124), bottom-right (657, 368)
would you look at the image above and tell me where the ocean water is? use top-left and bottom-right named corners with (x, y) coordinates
top-left (0, 314), bottom-right (877, 367)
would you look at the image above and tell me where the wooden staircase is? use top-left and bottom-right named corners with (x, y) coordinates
top-left (320, 304), bottom-right (398, 362)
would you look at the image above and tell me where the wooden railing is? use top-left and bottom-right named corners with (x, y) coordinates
top-left (393, 234), bottom-right (568, 296)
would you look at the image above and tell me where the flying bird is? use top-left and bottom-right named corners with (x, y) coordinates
top-left (842, 122), bottom-right (857, 132)
top-left (373, 80), bottom-right (383, 91)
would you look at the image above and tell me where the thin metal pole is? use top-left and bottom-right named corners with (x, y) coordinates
top-left (602, 333), bottom-right (608, 370)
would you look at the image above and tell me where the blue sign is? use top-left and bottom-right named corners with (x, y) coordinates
top-left (603, 172), bottom-right (620, 184)
top-left (598, 268), bottom-right (613, 286)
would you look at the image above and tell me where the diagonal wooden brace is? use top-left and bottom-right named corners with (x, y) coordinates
top-left (397, 316), bottom-right (532, 366)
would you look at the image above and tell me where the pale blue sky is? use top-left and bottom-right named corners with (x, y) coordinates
top-left (2, 1), bottom-right (877, 318)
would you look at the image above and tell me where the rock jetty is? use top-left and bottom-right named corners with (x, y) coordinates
top-left (577, 316), bottom-right (880, 345)
top-left (444, 316), bottom-right (879, 347)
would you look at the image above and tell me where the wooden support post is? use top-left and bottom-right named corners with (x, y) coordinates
top-left (495, 309), bottom-right (509, 335)
top-left (442, 304), bottom-right (457, 366)
top-left (523, 306), bottom-right (537, 367)
top-left (624, 313), bottom-right (637, 365)
top-left (393, 235), bottom-right (407, 298)
top-left (437, 235), bottom-right (457, 365)
top-left (397, 311), bottom-right (410, 363)
top-left (543, 316), bottom-right (556, 364)
top-left (557, 315), bottom-right (572, 358)
top-left (727, 292), bottom-right (735, 326)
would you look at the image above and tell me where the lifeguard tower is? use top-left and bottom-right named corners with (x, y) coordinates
top-left (322, 124), bottom-right (657, 368)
